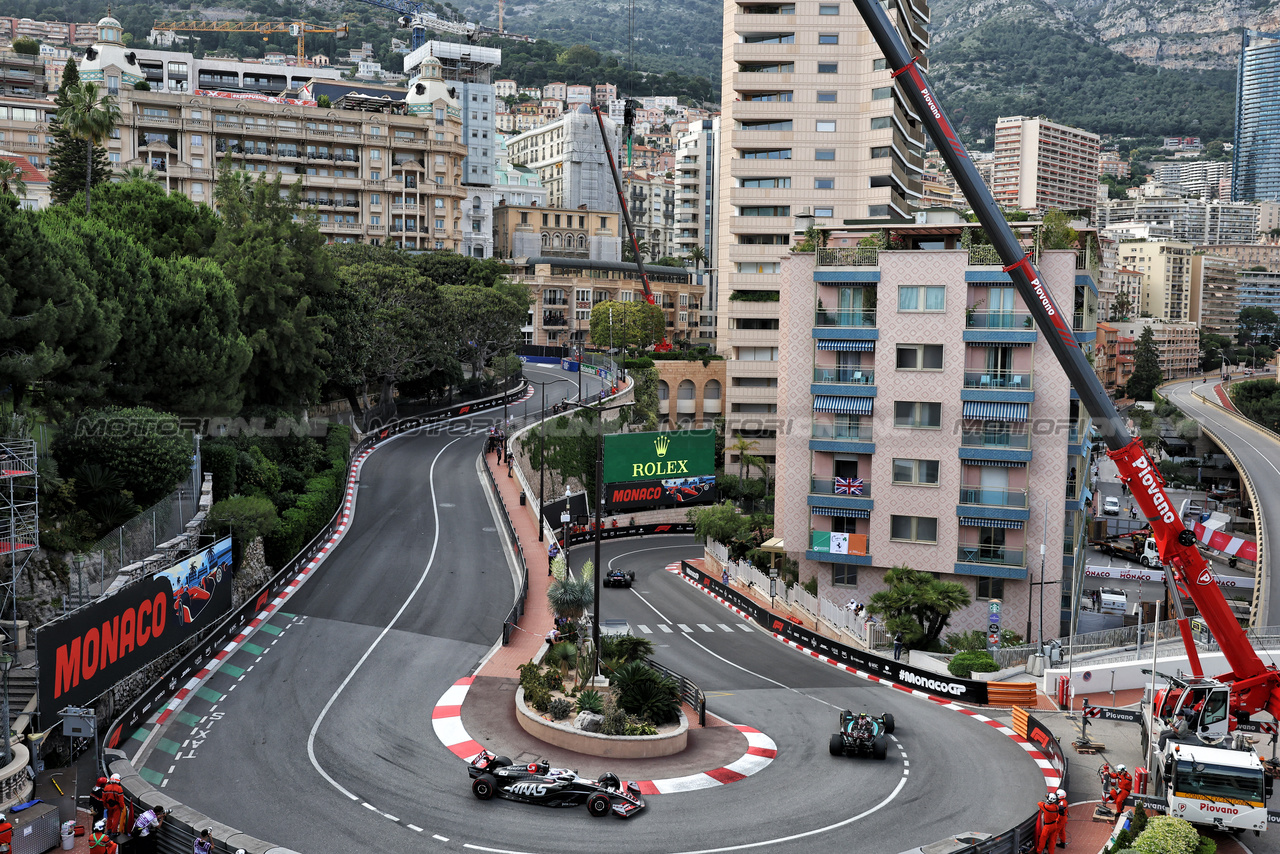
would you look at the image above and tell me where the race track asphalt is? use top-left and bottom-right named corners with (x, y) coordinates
top-left (144, 371), bottom-right (1046, 854)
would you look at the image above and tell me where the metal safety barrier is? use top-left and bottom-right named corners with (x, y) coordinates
top-left (645, 657), bottom-right (706, 727)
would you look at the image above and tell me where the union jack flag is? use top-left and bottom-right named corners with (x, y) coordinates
top-left (834, 477), bottom-right (863, 495)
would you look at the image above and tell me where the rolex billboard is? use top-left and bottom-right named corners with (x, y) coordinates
top-left (602, 429), bottom-right (717, 510)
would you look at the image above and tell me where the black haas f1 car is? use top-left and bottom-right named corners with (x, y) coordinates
top-left (603, 568), bottom-right (636, 588)
top-left (468, 750), bottom-right (647, 818)
top-left (829, 710), bottom-right (895, 760)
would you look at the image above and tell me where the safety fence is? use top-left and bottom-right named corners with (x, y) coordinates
top-left (646, 657), bottom-right (706, 728)
top-left (85, 464), bottom-right (203, 581)
top-left (992, 619), bottom-right (1192, 670)
top-left (708, 539), bottom-right (890, 649)
top-left (102, 381), bottom-right (529, 854)
top-left (484, 457), bottom-right (529, 647)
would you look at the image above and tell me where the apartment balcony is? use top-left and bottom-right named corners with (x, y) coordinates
top-left (962, 370), bottom-right (1032, 391)
top-left (814, 309), bottom-right (876, 328)
top-left (960, 431), bottom-right (1029, 450)
top-left (967, 245), bottom-right (1003, 266)
top-left (808, 530), bottom-right (870, 558)
top-left (816, 247), bottom-right (878, 267)
top-left (955, 545), bottom-right (1027, 569)
top-left (813, 368), bottom-right (875, 385)
top-left (958, 485), bottom-right (1027, 509)
top-left (963, 311), bottom-right (1037, 346)
top-left (812, 421), bottom-right (872, 442)
top-left (391, 203), bottom-right (419, 213)
top-left (810, 476), bottom-right (871, 498)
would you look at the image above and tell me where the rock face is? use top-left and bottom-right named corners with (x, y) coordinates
top-left (930, 0), bottom-right (1280, 69)
top-left (574, 711), bottom-right (604, 732)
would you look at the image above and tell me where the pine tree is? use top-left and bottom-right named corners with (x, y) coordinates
top-left (48, 60), bottom-right (113, 207)
top-left (1126, 325), bottom-right (1164, 401)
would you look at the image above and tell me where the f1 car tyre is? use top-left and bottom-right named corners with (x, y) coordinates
top-left (492, 756), bottom-right (512, 769)
top-left (472, 773), bottom-right (497, 800)
top-left (598, 772), bottom-right (620, 790)
top-left (882, 713), bottom-right (895, 735)
top-left (872, 736), bottom-right (888, 761)
top-left (829, 734), bottom-right (844, 756)
top-left (587, 792), bottom-right (612, 817)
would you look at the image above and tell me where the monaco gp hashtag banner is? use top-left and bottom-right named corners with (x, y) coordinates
top-left (38, 538), bottom-right (234, 714)
top-left (1192, 521), bottom-right (1257, 563)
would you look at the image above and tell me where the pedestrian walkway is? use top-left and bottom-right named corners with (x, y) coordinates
top-left (479, 448), bottom-right (556, 680)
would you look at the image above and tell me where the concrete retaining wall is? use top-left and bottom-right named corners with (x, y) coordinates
top-left (514, 687), bottom-right (688, 759)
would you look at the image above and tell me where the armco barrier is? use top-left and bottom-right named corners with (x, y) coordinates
top-left (679, 560), bottom-right (992, 704)
top-left (101, 381), bottom-right (527, 854)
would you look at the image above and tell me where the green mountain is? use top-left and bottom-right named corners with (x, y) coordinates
top-left (928, 19), bottom-right (1237, 142)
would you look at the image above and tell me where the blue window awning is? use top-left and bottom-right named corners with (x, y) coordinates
top-left (814, 395), bottom-right (874, 415)
top-left (962, 401), bottom-right (1029, 422)
top-left (962, 459), bottom-right (1026, 468)
top-left (816, 340), bottom-right (876, 352)
top-left (812, 507), bottom-right (870, 519)
top-left (959, 517), bottom-right (1024, 530)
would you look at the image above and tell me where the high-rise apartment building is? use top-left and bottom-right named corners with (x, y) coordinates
top-left (1153, 160), bottom-right (1232, 200)
top-left (774, 220), bottom-right (1097, 636)
top-left (1118, 242), bottom-right (1195, 321)
top-left (675, 118), bottom-right (720, 342)
top-left (1111, 320), bottom-right (1200, 380)
top-left (717, 0), bottom-right (929, 472)
top-left (992, 115), bottom-right (1100, 214)
top-left (1239, 268), bottom-right (1280, 316)
top-left (1194, 254), bottom-right (1241, 340)
top-left (1096, 196), bottom-right (1259, 245)
top-left (1233, 30), bottom-right (1280, 203)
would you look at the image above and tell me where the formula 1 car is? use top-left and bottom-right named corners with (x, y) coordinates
top-left (829, 710), bottom-right (895, 760)
top-left (468, 750), bottom-right (647, 818)
top-left (603, 568), bottom-right (636, 588)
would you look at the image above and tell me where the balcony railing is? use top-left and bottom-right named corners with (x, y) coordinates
top-left (962, 371), bottom-right (1032, 390)
top-left (542, 314), bottom-right (569, 327)
top-left (966, 311), bottom-right (1034, 330)
top-left (967, 244), bottom-right (1002, 266)
top-left (543, 297), bottom-right (568, 306)
top-left (812, 422), bottom-right (872, 441)
top-left (960, 431), bottom-right (1029, 450)
top-left (814, 368), bottom-right (875, 385)
top-left (816, 247), bottom-right (878, 267)
top-left (810, 476), bottom-right (870, 497)
top-left (958, 485), bottom-right (1027, 508)
top-left (956, 545), bottom-right (1026, 567)
top-left (814, 310), bottom-right (876, 328)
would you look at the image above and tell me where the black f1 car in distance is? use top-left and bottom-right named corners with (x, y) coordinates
top-left (468, 750), bottom-right (647, 818)
top-left (603, 568), bottom-right (636, 588)
top-left (829, 710), bottom-right (895, 760)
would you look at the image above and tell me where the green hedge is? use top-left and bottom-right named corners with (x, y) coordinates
top-left (261, 426), bottom-right (350, 569)
top-left (203, 444), bottom-right (238, 503)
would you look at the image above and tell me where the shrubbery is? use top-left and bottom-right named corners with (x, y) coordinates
top-left (948, 650), bottom-right (999, 678)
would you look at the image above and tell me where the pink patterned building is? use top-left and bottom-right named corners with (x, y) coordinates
top-left (773, 218), bottom-right (1098, 638)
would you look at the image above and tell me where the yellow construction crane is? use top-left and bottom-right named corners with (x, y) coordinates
top-left (151, 20), bottom-right (349, 66)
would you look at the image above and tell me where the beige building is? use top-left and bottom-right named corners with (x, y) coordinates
top-left (1118, 241), bottom-right (1195, 322)
top-left (1203, 243), bottom-right (1280, 271)
top-left (624, 167), bottom-right (677, 262)
top-left (0, 49), bottom-right (43, 99)
top-left (992, 115), bottom-right (1100, 214)
top-left (655, 359), bottom-right (725, 429)
top-left (1194, 253), bottom-right (1241, 339)
top-left (1111, 319), bottom-right (1200, 380)
top-left (0, 16), bottom-right (470, 250)
top-left (716, 0), bottom-right (930, 472)
top-left (492, 204), bottom-right (619, 262)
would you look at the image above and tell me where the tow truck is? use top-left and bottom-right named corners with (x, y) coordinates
top-left (848, 0), bottom-right (1280, 833)
top-left (1090, 530), bottom-right (1163, 567)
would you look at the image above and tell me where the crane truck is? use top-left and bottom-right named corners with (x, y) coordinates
top-left (849, 0), bottom-right (1279, 834)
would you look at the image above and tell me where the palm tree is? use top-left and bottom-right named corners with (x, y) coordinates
top-left (117, 165), bottom-right (162, 183)
top-left (687, 245), bottom-right (707, 272)
top-left (0, 159), bottom-right (27, 200)
top-left (57, 82), bottom-right (121, 215)
top-left (729, 436), bottom-right (759, 482)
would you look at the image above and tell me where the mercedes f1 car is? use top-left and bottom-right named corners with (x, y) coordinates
top-left (603, 568), bottom-right (636, 588)
top-left (468, 750), bottom-right (647, 818)
top-left (829, 710), bottom-right (895, 760)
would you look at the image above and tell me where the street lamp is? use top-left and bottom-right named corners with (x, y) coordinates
top-left (561, 487), bottom-right (572, 568)
top-left (559, 398), bottom-right (635, 684)
top-left (0, 650), bottom-right (12, 765)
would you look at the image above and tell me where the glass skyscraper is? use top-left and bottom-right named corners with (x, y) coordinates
top-left (1233, 30), bottom-right (1280, 203)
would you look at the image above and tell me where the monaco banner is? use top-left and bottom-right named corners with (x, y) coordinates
top-left (38, 538), bottom-right (234, 715)
top-left (1084, 564), bottom-right (1254, 590)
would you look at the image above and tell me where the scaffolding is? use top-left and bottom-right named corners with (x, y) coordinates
top-left (0, 438), bottom-right (37, 651)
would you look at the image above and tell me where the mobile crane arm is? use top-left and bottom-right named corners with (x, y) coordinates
top-left (849, 0), bottom-right (1279, 719)
top-left (591, 105), bottom-right (671, 351)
